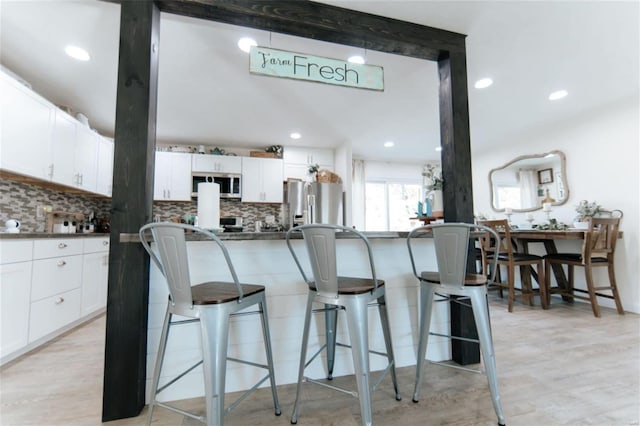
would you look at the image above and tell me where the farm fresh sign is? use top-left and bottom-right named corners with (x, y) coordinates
top-left (249, 46), bottom-right (384, 91)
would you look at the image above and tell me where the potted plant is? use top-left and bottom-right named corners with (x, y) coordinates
top-left (573, 200), bottom-right (603, 229)
top-left (422, 164), bottom-right (444, 217)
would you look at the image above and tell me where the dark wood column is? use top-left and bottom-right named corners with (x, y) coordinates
top-left (102, 1), bottom-right (159, 421)
top-left (438, 50), bottom-right (480, 365)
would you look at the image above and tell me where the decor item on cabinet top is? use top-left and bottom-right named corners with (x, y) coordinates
top-left (265, 145), bottom-right (283, 158)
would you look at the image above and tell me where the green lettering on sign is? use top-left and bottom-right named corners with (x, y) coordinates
top-left (249, 46), bottom-right (384, 91)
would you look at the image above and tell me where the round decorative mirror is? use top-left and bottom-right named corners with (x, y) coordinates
top-left (489, 150), bottom-right (569, 212)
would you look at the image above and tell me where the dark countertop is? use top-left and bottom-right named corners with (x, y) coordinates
top-left (1, 231), bottom-right (410, 242)
top-left (0, 232), bottom-right (110, 240)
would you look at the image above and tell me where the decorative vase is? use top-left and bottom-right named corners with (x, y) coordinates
top-left (430, 190), bottom-right (444, 218)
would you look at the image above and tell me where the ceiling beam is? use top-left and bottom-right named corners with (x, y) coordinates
top-left (155, 0), bottom-right (467, 61)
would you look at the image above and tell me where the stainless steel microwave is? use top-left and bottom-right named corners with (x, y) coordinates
top-left (191, 173), bottom-right (241, 198)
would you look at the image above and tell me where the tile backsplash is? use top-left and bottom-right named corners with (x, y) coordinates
top-left (1, 180), bottom-right (283, 233)
top-left (0, 180), bottom-right (111, 233)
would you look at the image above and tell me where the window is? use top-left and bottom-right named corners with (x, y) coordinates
top-left (365, 181), bottom-right (422, 231)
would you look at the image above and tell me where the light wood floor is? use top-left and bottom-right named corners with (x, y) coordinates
top-left (1, 296), bottom-right (639, 425)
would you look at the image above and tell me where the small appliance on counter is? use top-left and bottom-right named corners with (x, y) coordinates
top-left (285, 179), bottom-right (308, 229)
top-left (4, 219), bottom-right (21, 233)
top-left (46, 211), bottom-right (85, 233)
top-left (220, 216), bottom-right (244, 232)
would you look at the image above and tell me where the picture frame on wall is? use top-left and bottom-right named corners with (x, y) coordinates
top-left (538, 168), bottom-right (553, 184)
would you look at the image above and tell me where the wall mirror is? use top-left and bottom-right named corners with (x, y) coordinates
top-left (489, 150), bottom-right (569, 212)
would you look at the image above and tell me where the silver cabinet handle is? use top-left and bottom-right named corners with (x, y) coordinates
top-left (57, 260), bottom-right (67, 266)
top-left (58, 243), bottom-right (67, 249)
top-left (55, 297), bottom-right (64, 304)
top-left (102, 241), bottom-right (109, 246)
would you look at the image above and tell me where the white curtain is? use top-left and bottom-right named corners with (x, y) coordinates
top-left (518, 169), bottom-right (538, 208)
top-left (352, 159), bottom-right (366, 230)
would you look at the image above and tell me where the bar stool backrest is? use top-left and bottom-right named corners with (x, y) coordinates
top-left (286, 224), bottom-right (379, 299)
top-left (584, 217), bottom-right (620, 262)
top-left (139, 223), bottom-right (243, 315)
top-left (407, 223), bottom-right (500, 288)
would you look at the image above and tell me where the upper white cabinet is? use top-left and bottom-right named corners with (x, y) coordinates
top-left (50, 110), bottom-right (77, 185)
top-left (0, 71), bottom-right (53, 180)
top-left (154, 152), bottom-right (192, 201)
top-left (283, 147), bottom-right (334, 181)
top-left (242, 157), bottom-right (284, 203)
top-left (0, 70), bottom-right (111, 197)
top-left (74, 125), bottom-right (100, 193)
top-left (97, 138), bottom-right (114, 197)
top-left (192, 154), bottom-right (241, 174)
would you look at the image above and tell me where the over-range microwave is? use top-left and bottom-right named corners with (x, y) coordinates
top-left (191, 173), bottom-right (241, 198)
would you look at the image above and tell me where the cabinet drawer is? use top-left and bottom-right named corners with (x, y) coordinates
top-left (83, 237), bottom-right (110, 253)
top-left (33, 239), bottom-right (83, 259)
top-left (28, 288), bottom-right (81, 343)
top-left (31, 256), bottom-right (82, 301)
top-left (0, 240), bottom-right (33, 264)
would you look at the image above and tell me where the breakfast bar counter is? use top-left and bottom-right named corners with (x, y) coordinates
top-left (144, 231), bottom-right (445, 403)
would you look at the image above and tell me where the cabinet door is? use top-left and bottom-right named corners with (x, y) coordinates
top-left (74, 126), bottom-right (99, 193)
top-left (0, 261), bottom-right (32, 358)
top-left (154, 152), bottom-right (191, 201)
top-left (241, 157), bottom-right (262, 202)
top-left (261, 158), bottom-right (284, 202)
top-left (217, 156), bottom-right (242, 174)
top-left (50, 110), bottom-right (77, 186)
top-left (0, 72), bottom-right (53, 179)
top-left (192, 155), bottom-right (242, 174)
top-left (242, 157), bottom-right (283, 203)
top-left (81, 251), bottom-right (109, 315)
top-left (97, 137), bottom-right (114, 196)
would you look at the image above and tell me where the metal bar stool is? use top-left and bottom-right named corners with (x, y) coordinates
top-left (139, 223), bottom-right (281, 426)
top-left (286, 224), bottom-right (401, 426)
top-left (407, 223), bottom-right (505, 426)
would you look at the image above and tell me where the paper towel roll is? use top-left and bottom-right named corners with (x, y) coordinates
top-left (197, 182), bottom-right (220, 230)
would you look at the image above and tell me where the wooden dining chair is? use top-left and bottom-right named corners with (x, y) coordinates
top-left (476, 219), bottom-right (547, 312)
top-left (544, 217), bottom-right (624, 317)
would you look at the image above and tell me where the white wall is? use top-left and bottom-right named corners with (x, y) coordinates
top-left (472, 95), bottom-right (640, 313)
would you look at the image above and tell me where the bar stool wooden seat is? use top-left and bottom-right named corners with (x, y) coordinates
top-left (544, 217), bottom-right (624, 317)
top-left (139, 223), bottom-right (281, 426)
top-left (407, 223), bottom-right (505, 426)
top-left (286, 224), bottom-right (401, 426)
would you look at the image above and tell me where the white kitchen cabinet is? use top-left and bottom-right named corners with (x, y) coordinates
top-left (0, 241), bottom-right (33, 359)
top-left (192, 154), bottom-right (242, 174)
top-left (73, 125), bottom-right (99, 193)
top-left (29, 288), bottom-right (82, 343)
top-left (97, 137), bottom-right (114, 196)
top-left (242, 157), bottom-right (284, 203)
top-left (81, 237), bottom-right (109, 315)
top-left (0, 70), bottom-right (53, 180)
top-left (154, 152), bottom-right (192, 201)
top-left (50, 110), bottom-right (78, 186)
top-left (283, 147), bottom-right (334, 181)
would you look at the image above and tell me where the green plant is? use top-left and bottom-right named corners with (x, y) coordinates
top-left (574, 200), bottom-right (603, 221)
top-left (308, 163), bottom-right (320, 175)
top-left (265, 145), bottom-right (283, 156)
top-left (422, 163), bottom-right (443, 191)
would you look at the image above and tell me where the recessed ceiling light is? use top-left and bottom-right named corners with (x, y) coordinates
top-left (65, 45), bottom-right (90, 61)
top-left (290, 132), bottom-right (301, 140)
top-left (237, 37), bottom-right (257, 53)
top-left (435, 146), bottom-right (442, 152)
top-left (384, 141), bottom-right (394, 148)
top-left (348, 55), bottom-right (365, 64)
top-left (474, 78), bottom-right (493, 89)
top-left (548, 90), bottom-right (568, 101)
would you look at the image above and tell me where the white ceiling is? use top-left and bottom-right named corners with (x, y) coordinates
top-left (1, 1), bottom-right (638, 164)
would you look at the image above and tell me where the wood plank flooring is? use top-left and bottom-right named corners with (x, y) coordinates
top-left (1, 296), bottom-right (638, 425)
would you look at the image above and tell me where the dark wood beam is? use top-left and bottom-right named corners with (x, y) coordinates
top-left (102, 1), bottom-right (160, 421)
top-left (438, 50), bottom-right (479, 365)
top-left (155, 0), bottom-right (466, 61)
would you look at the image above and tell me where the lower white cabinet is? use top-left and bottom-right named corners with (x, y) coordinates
top-left (81, 237), bottom-right (109, 316)
top-left (0, 241), bottom-right (33, 358)
top-left (0, 236), bottom-right (109, 365)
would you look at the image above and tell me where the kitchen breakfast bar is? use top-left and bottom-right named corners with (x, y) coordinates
top-left (121, 230), bottom-right (448, 403)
